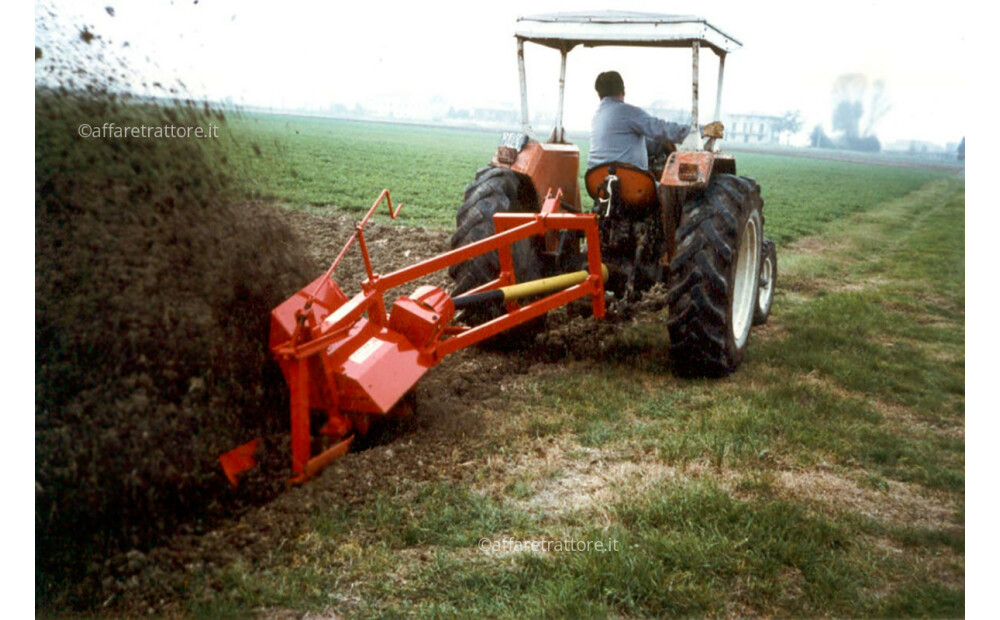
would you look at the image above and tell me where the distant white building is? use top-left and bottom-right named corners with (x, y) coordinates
top-left (724, 113), bottom-right (782, 145)
top-left (646, 103), bottom-right (784, 146)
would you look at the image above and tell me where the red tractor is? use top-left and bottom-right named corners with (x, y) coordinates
top-left (449, 11), bottom-right (776, 376)
top-left (221, 12), bottom-right (776, 486)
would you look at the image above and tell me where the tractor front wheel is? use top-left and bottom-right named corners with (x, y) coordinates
top-left (753, 238), bottom-right (777, 326)
top-left (667, 174), bottom-right (763, 376)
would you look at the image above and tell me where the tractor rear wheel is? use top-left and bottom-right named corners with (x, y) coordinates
top-left (753, 238), bottom-right (776, 325)
top-left (667, 174), bottom-right (763, 377)
top-left (448, 166), bottom-right (543, 332)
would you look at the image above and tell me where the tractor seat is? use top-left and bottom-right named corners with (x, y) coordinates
top-left (584, 162), bottom-right (658, 211)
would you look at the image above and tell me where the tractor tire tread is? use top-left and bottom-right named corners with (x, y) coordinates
top-left (449, 166), bottom-right (543, 336)
top-left (667, 173), bottom-right (763, 377)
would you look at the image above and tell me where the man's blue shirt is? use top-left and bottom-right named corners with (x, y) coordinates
top-left (588, 97), bottom-right (690, 171)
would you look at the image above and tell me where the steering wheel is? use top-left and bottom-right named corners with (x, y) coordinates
top-left (648, 139), bottom-right (676, 175)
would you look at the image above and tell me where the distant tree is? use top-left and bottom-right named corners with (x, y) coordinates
top-left (776, 110), bottom-right (803, 144)
top-left (830, 73), bottom-right (890, 151)
top-left (809, 124), bottom-right (834, 149)
top-left (958, 137), bottom-right (965, 161)
top-left (832, 99), bottom-right (863, 140)
top-left (831, 73), bottom-right (868, 140)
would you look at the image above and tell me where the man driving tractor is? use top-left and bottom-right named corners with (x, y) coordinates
top-left (588, 70), bottom-right (691, 171)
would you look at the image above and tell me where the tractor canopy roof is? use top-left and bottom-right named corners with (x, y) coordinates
top-left (515, 11), bottom-right (741, 56)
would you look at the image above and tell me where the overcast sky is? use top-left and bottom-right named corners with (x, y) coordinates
top-left (35, 0), bottom-right (967, 146)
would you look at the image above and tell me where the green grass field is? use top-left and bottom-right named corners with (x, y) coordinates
top-left (223, 113), bottom-right (943, 240)
top-left (206, 113), bottom-right (963, 617)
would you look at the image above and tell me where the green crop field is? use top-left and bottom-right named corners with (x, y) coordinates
top-left (223, 112), bottom-right (944, 242)
top-left (199, 113), bottom-right (963, 617)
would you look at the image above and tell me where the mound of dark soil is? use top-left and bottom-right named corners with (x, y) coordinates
top-left (35, 91), bottom-right (314, 609)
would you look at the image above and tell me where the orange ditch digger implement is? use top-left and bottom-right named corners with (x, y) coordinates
top-left (221, 11), bottom-right (778, 485)
top-left (221, 188), bottom-right (607, 486)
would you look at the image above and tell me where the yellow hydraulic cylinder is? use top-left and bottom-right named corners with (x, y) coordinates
top-left (452, 265), bottom-right (609, 310)
top-left (501, 264), bottom-right (609, 301)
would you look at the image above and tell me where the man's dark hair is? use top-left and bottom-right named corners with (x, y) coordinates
top-left (595, 71), bottom-right (625, 98)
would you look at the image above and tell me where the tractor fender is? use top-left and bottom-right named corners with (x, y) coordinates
top-left (659, 151), bottom-right (737, 189)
